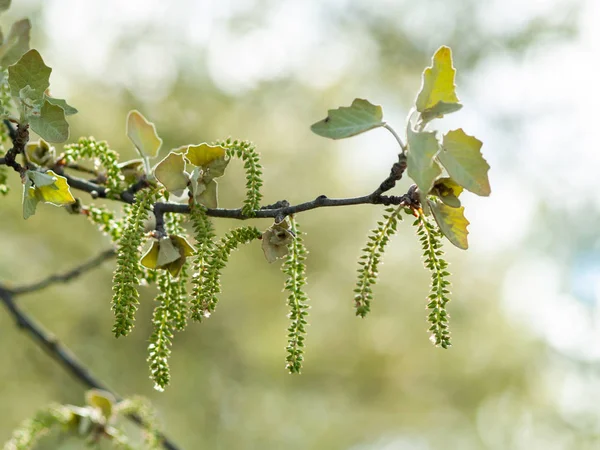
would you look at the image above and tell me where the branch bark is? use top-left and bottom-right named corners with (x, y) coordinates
top-left (0, 252), bottom-right (180, 450)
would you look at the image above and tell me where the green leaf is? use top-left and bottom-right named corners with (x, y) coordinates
top-left (431, 177), bottom-right (463, 207)
top-left (438, 129), bottom-right (490, 196)
top-left (22, 177), bottom-right (39, 219)
top-left (127, 110), bottom-right (162, 158)
top-left (154, 152), bottom-right (189, 196)
top-left (185, 143), bottom-right (227, 167)
top-left (45, 95), bottom-right (78, 115)
top-left (8, 48), bottom-right (49, 98)
top-left (415, 46), bottom-right (462, 122)
top-left (0, 19), bottom-right (30, 68)
top-left (194, 179), bottom-right (218, 209)
top-left (406, 127), bottom-right (442, 195)
top-left (28, 100), bottom-right (69, 143)
top-left (427, 199), bottom-right (469, 249)
top-left (27, 169), bottom-right (57, 187)
top-left (0, 0), bottom-right (11, 14)
top-left (310, 98), bottom-right (384, 139)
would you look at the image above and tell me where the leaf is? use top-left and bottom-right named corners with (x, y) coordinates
top-left (156, 237), bottom-right (182, 266)
top-left (261, 219), bottom-right (294, 263)
top-left (406, 127), bottom-right (442, 195)
top-left (8, 48), bottom-right (49, 98)
top-left (154, 152), bottom-right (189, 196)
top-left (0, 0), bottom-right (11, 14)
top-left (310, 98), bottom-right (384, 139)
top-left (25, 139), bottom-right (55, 166)
top-left (127, 110), bottom-right (162, 158)
top-left (22, 177), bottom-right (38, 219)
top-left (28, 100), bottom-right (69, 143)
top-left (35, 170), bottom-right (75, 206)
top-left (172, 235), bottom-right (195, 257)
top-left (45, 95), bottom-right (78, 115)
top-left (415, 46), bottom-right (462, 122)
top-left (431, 177), bottom-right (463, 208)
top-left (27, 169), bottom-right (57, 187)
top-left (0, 19), bottom-right (30, 68)
top-left (194, 179), bottom-right (218, 209)
top-left (427, 199), bottom-right (469, 249)
top-left (141, 241), bottom-right (160, 269)
top-left (85, 389), bottom-right (116, 422)
top-left (438, 129), bottom-right (490, 196)
top-left (185, 143), bottom-right (227, 167)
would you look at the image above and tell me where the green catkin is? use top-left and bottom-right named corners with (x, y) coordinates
top-left (282, 217), bottom-right (310, 373)
top-left (354, 206), bottom-right (403, 317)
top-left (218, 138), bottom-right (263, 216)
top-left (111, 188), bottom-right (157, 337)
top-left (63, 137), bottom-right (123, 197)
top-left (198, 226), bottom-right (262, 318)
top-left (148, 272), bottom-right (176, 391)
top-left (415, 210), bottom-right (452, 348)
top-left (189, 204), bottom-right (216, 321)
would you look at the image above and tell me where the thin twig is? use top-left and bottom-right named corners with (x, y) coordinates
top-left (0, 252), bottom-right (181, 450)
top-left (11, 248), bottom-right (116, 295)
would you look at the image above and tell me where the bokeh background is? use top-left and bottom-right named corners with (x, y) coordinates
top-left (1, 0), bottom-right (599, 448)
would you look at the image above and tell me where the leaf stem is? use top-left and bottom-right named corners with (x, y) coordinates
top-left (383, 123), bottom-right (406, 153)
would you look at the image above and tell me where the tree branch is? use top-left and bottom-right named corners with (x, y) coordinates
top-left (0, 252), bottom-right (180, 450)
top-left (11, 248), bottom-right (116, 295)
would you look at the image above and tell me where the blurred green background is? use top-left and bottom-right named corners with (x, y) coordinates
top-left (2, 0), bottom-right (599, 448)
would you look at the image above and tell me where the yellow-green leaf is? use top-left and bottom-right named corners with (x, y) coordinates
top-left (127, 110), bottom-right (162, 158)
top-left (431, 177), bottom-right (463, 208)
top-left (8, 48), bottom-right (49, 98)
top-left (28, 100), bottom-right (70, 143)
top-left (310, 98), bottom-right (384, 140)
top-left (438, 129), bottom-right (490, 196)
top-left (172, 235), bottom-right (195, 257)
top-left (428, 198), bottom-right (469, 250)
top-left (185, 143), bottom-right (226, 167)
top-left (25, 139), bottom-right (55, 166)
top-left (141, 241), bottom-right (160, 269)
top-left (36, 170), bottom-right (75, 205)
top-left (406, 127), bottom-right (442, 195)
top-left (415, 46), bottom-right (462, 122)
top-left (154, 152), bottom-right (189, 196)
top-left (0, 19), bottom-right (30, 68)
top-left (85, 389), bottom-right (115, 421)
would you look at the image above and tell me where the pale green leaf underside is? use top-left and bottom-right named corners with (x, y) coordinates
top-left (28, 100), bottom-right (69, 143)
top-left (438, 128), bottom-right (490, 196)
top-left (45, 95), bottom-right (78, 115)
top-left (406, 127), bottom-right (441, 195)
top-left (8, 48), bottom-right (49, 98)
top-left (428, 198), bottom-right (469, 249)
top-left (311, 98), bottom-right (384, 139)
top-left (154, 152), bottom-right (189, 196)
top-left (0, 19), bottom-right (30, 68)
